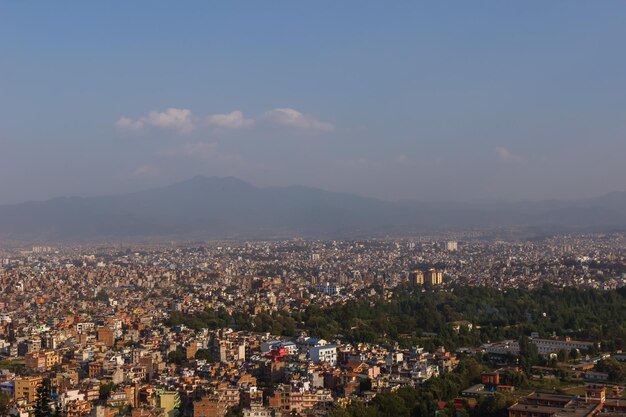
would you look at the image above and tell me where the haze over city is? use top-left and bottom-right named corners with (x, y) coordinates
top-left (4, 4), bottom-right (626, 417)
top-left (2, 2), bottom-right (626, 204)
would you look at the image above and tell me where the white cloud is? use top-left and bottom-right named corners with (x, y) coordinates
top-left (262, 108), bottom-right (334, 132)
top-left (206, 110), bottom-right (254, 129)
top-left (495, 146), bottom-right (524, 162)
top-left (116, 108), bottom-right (194, 133)
top-left (115, 116), bottom-right (144, 131)
top-left (116, 107), bottom-right (334, 134)
top-left (146, 108), bottom-right (194, 132)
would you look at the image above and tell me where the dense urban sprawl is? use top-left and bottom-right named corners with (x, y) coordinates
top-left (0, 233), bottom-right (625, 417)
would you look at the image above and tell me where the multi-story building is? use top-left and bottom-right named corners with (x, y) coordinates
top-left (530, 338), bottom-right (595, 355)
top-left (242, 405), bottom-right (272, 417)
top-left (426, 268), bottom-right (443, 286)
top-left (408, 269), bottom-right (424, 286)
top-left (14, 376), bottom-right (43, 403)
top-left (309, 345), bottom-right (337, 366)
top-left (314, 283), bottom-right (340, 295)
top-left (156, 390), bottom-right (180, 417)
top-left (193, 396), bottom-right (228, 417)
top-left (445, 241), bottom-right (458, 251)
top-left (25, 350), bottom-right (60, 371)
top-left (485, 337), bottom-right (595, 357)
top-left (97, 327), bottom-right (115, 347)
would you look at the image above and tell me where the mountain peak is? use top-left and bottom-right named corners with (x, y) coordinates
top-left (171, 175), bottom-right (258, 193)
top-left (0, 177), bottom-right (625, 242)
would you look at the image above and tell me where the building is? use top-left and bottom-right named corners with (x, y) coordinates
top-left (486, 337), bottom-right (595, 357)
top-left (194, 396), bottom-right (228, 417)
top-left (0, 381), bottom-right (14, 398)
top-left (25, 352), bottom-right (46, 371)
top-left (314, 283), bottom-right (340, 295)
top-left (310, 345), bottom-right (337, 366)
top-left (242, 405), bottom-right (272, 417)
top-left (507, 385), bottom-right (621, 417)
top-left (131, 408), bottom-right (165, 417)
top-left (426, 268), bottom-right (443, 286)
top-left (76, 322), bottom-right (95, 334)
top-left (97, 327), bottom-right (115, 347)
top-left (65, 400), bottom-right (92, 417)
top-left (156, 390), bottom-right (180, 417)
top-left (481, 371), bottom-right (500, 386)
top-left (14, 376), bottom-right (43, 403)
top-left (530, 338), bottom-right (595, 355)
top-left (408, 269), bottom-right (424, 286)
top-left (267, 384), bottom-right (333, 415)
top-left (185, 342), bottom-right (198, 360)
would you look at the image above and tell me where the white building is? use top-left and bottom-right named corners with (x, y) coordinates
top-left (314, 283), bottom-right (340, 295)
top-left (309, 345), bottom-right (337, 366)
top-left (76, 322), bottom-right (95, 334)
top-left (243, 405), bottom-right (272, 417)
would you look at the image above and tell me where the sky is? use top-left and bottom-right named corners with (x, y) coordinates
top-left (1, 1), bottom-right (626, 204)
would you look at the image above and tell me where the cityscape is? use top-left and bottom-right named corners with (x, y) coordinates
top-left (0, 233), bottom-right (625, 417)
top-left (3, 2), bottom-right (626, 417)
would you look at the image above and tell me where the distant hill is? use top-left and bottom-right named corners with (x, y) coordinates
top-left (0, 176), bottom-right (625, 242)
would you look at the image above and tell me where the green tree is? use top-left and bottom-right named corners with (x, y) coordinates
top-left (194, 349), bottom-right (215, 362)
top-left (94, 290), bottom-right (109, 303)
top-left (99, 382), bottom-right (116, 401)
top-left (500, 369), bottom-right (527, 387)
top-left (596, 358), bottom-right (626, 382)
top-left (173, 401), bottom-right (184, 417)
top-left (476, 393), bottom-right (515, 417)
top-left (0, 392), bottom-right (12, 417)
top-left (168, 348), bottom-right (185, 365)
top-left (518, 336), bottom-right (539, 373)
top-left (34, 379), bottom-right (53, 417)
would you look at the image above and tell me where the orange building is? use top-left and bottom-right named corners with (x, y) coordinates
top-left (14, 376), bottom-right (43, 403)
top-left (193, 396), bottom-right (228, 417)
top-left (25, 350), bottom-right (60, 371)
top-left (481, 371), bottom-right (500, 386)
top-left (97, 327), bottom-right (115, 347)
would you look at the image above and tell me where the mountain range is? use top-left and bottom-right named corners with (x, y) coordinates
top-left (0, 176), bottom-right (625, 242)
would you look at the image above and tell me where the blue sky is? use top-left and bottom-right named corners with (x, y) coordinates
top-left (1, 1), bottom-right (625, 203)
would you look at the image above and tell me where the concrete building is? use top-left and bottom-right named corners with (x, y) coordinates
top-left (14, 376), bottom-right (43, 403)
top-left (194, 396), bottom-right (227, 417)
top-left (426, 268), bottom-right (443, 286)
top-left (508, 386), bottom-right (609, 417)
top-left (445, 241), bottom-right (458, 251)
top-left (309, 345), bottom-right (337, 366)
top-left (408, 269), bottom-right (424, 286)
top-left (97, 327), bottom-right (115, 347)
top-left (156, 390), bottom-right (180, 417)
